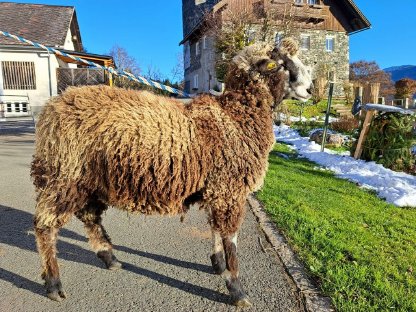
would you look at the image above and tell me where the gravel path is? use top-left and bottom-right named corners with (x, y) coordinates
top-left (0, 122), bottom-right (303, 312)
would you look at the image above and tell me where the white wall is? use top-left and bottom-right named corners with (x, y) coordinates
top-left (0, 47), bottom-right (62, 116)
top-left (0, 28), bottom-right (78, 116)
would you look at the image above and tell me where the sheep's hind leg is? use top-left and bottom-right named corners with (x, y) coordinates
top-left (75, 199), bottom-right (122, 270)
top-left (222, 233), bottom-right (252, 307)
top-left (210, 230), bottom-right (226, 275)
top-left (34, 212), bottom-right (70, 301)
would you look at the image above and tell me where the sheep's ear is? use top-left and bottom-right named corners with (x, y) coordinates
top-left (279, 37), bottom-right (299, 56)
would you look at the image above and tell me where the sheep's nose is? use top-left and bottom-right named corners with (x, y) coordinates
top-left (307, 84), bottom-right (314, 95)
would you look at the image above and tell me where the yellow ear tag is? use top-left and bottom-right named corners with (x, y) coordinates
top-left (267, 62), bottom-right (277, 71)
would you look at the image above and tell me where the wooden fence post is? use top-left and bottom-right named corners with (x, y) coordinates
top-left (404, 98), bottom-right (409, 109)
top-left (362, 82), bottom-right (380, 105)
top-left (353, 83), bottom-right (380, 159)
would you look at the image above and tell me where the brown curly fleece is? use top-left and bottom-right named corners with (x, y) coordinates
top-left (31, 62), bottom-right (284, 236)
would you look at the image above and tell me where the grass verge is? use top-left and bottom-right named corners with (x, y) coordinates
top-left (257, 143), bottom-right (416, 312)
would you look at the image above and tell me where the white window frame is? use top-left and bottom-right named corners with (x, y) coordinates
top-left (275, 32), bottom-right (283, 47)
top-left (326, 36), bottom-right (335, 52)
top-left (328, 70), bottom-right (336, 82)
top-left (202, 36), bottom-right (207, 49)
top-left (184, 42), bottom-right (191, 69)
top-left (300, 34), bottom-right (311, 51)
top-left (193, 74), bottom-right (199, 89)
top-left (245, 28), bottom-right (256, 44)
top-left (307, 0), bottom-right (317, 5)
top-left (195, 41), bottom-right (200, 56)
top-left (294, 0), bottom-right (303, 5)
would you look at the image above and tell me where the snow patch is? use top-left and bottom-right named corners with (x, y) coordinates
top-left (274, 125), bottom-right (416, 207)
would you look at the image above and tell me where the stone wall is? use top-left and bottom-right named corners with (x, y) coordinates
top-left (297, 30), bottom-right (349, 97)
top-left (184, 35), bottom-right (222, 94)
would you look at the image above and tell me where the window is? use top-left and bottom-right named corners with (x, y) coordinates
top-left (203, 36), bottom-right (207, 49)
top-left (6, 103), bottom-right (12, 113)
top-left (294, 0), bottom-right (303, 4)
top-left (307, 0), bottom-right (317, 4)
top-left (326, 37), bottom-right (334, 52)
top-left (275, 32), bottom-right (283, 47)
top-left (184, 42), bottom-right (191, 69)
top-left (22, 103), bottom-right (28, 112)
top-left (1, 61), bottom-right (36, 90)
top-left (246, 28), bottom-right (256, 44)
top-left (195, 41), bottom-right (200, 56)
top-left (193, 74), bottom-right (199, 90)
top-left (328, 71), bottom-right (336, 82)
top-left (300, 35), bottom-right (311, 50)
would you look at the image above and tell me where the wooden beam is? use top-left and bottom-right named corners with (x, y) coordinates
top-left (354, 110), bottom-right (374, 159)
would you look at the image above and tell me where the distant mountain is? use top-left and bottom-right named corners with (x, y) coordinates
top-left (384, 65), bottom-right (416, 82)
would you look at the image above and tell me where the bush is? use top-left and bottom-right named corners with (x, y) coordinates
top-left (361, 113), bottom-right (416, 173)
top-left (330, 117), bottom-right (359, 135)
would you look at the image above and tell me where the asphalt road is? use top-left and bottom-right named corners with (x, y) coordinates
top-left (0, 121), bottom-right (303, 312)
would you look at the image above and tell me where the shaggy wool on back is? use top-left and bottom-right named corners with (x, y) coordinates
top-left (32, 83), bottom-right (275, 235)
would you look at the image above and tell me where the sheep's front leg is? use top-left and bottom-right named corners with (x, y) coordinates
top-left (75, 199), bottom-right (122, 270)
top-left (222, 232), bottom-right (252, 307)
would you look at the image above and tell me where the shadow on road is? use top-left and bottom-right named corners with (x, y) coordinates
top-left (115, 245), bottom-right (213, 274)
top-left (0, 120), bottom-right (35, 137)
top-left (0, 268), bottom-right (45, 297)
top-left (122, 262), bottom-right (229, 304)
top-left (0, 205), bottom-right (225, 303)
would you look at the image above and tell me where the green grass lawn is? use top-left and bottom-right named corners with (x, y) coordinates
top-left (257, 143), bottom-right (416, 312)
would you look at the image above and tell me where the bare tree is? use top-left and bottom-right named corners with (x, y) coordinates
top-left (109, 45), bottom-right (142, 89)
top-left (349, 60), bottom-right (395, 97)
top-left (170, 52), bottom-right (184, 84)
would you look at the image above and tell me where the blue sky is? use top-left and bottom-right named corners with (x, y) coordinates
top-left (5, 0), bottom-right (415, 78)
top-left (350, 0), bottom-right (415, 69)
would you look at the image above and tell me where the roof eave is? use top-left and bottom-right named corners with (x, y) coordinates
top-left (345, 0), bottom-right (371, 33)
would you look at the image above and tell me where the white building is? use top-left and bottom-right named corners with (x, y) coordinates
top-left (0, 2), bottom-right (113, 119)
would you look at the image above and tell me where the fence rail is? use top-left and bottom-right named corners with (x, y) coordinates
top-left (57, 68), bottom-right (108, 93)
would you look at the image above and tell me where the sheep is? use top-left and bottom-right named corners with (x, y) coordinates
top-left (31, 38), bottom-right (313, 307)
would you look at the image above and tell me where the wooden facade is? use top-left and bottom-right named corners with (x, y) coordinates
top-left (213, 0), bottom-right (365, 34)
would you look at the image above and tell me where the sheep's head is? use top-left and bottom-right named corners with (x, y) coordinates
top-left (270, 38), bottom-right (313, 102)
top-left (226, 38), bottom-right (313, 108)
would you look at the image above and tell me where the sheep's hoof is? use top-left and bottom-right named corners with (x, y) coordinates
top-left (108, 260), bottom-right (123, 270)
top-left (234, 297), bottom-right (252, 308)
top-left (44, 275), bottom-right (66, 301)
top-left (47, 289), bottom-right (67, 302)
top-left (97, 250), bottom-right (122, 270)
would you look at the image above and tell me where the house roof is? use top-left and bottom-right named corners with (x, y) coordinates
top-left (180, 0), bottom-right (371, 44)
top-left (0, 2), bottom-right (83, 50)
top-left (339, 0), bottom-right (371, 33)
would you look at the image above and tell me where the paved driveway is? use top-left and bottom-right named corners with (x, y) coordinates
top-left (0, 121), bottom-right (303, 312)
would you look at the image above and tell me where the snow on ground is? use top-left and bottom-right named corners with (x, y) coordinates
top-left (274, 125), bottom-right (416, 208)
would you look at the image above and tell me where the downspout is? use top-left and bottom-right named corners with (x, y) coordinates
top-left (47, 50), bottom-right (53, 97)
